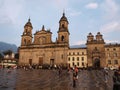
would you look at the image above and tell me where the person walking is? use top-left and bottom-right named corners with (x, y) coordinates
top-left (73, 72), bottom-right (77, 88)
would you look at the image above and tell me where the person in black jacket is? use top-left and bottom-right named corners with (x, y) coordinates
top-left (73, 72), bottom-right (77, 88)
top-left (113, 70), bottom-right (120, 90)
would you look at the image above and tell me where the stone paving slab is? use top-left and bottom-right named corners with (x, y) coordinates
top-left (0, 69), bottom-right (114, 90)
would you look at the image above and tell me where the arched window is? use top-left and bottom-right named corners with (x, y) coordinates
top-left (62, 24), bottom-right (64, 28)
top-left (61, 35), bottom-right (64, 41)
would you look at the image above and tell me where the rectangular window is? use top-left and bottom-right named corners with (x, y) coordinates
top-left (82, 62), bottom-right (84, 67)
top-left (77, 57), bottom-right (79, 61)
top-left (114, 60), bottom-right (118, 64)
top-left (69, 52), bottom-right (71, 55)
top-left (77, 62), bottom-right (79, 66)
top-left (81, 57), bottom-right (84, 61)
top-left (82, 52), bottom-right (84, 55)
top-left (68, 57), bottom-right (70, 61)
top-left (61, 54), bottom-right (63, 59)
top-left (72, 62), bottom-right (75, 66)
top-left (72, 57), bottom-right (75, 61)
top-left (108, 60), bottom-right (111, 64)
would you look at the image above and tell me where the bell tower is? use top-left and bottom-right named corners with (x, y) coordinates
top-left (57, 12), bottom-right (70, 46)
top-left (86, 32), bottom-right (105, 68)
top-left (21, 18), bottom-right (33, 46)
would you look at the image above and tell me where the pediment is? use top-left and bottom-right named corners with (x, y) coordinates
top-left (35, 30), bottom-right (48, 35)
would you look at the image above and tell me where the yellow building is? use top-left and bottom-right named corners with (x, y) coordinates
top-left (67, 47), bottom-right (87, 68)
top-left (105, 44), bottom-right (120, 69)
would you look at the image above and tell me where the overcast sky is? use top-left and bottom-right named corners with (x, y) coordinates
top-left (0, 0), bottom-right (120, 46)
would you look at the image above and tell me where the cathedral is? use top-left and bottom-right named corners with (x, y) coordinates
top-left (19, 13), bottom-right (69, 66)
top-left (19, 13), bottom-right (120, 68)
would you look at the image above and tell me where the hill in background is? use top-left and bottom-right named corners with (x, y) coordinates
top-left (70, 44), bottom-right (86, 48)
top-left (0, 41), bottom-right (18, 53)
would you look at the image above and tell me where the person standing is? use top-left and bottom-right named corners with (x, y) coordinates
top-left (113, 70), bottom-right (120, 90)
top-left (74, 65), bottom-right (78, 79)
top-left (73, 72), bottom-right (77, 88)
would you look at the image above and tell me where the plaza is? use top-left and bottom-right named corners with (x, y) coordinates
top-left (0, 68), bottom-right (114, 90)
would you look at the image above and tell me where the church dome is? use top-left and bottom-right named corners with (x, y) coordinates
top-left (59, 12), bottom-right (69, 23)
top-left (24, 18), bottom-right (33, 28)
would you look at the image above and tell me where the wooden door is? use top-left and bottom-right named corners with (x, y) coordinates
top-left (39, 57), bottom-right (43, 65)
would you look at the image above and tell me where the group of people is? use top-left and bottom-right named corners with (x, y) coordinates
top-left (69, 65), bottom-right (120, 89)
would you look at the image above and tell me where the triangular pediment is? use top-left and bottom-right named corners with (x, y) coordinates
top-left (35, 30), bottom-right (49, 35)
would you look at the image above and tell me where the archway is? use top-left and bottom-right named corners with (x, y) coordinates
top-left (61, 36), bottom-right (64, 41)
top-left (93, 58), bottom-right (100, 68)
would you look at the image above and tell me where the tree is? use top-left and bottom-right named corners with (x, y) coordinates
top-left (0, 53), bottom-right (3, 62)
top-left (3, 50), bottom-right (12, 55)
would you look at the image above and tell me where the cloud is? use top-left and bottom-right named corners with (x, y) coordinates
top-left (85, 2), bottom-right (98, 9)
top-left (105, 40), bottom-right (119, 44)
top-left (100, 21), bottom-right (120, 34)
top-left (0, 0), bottom-right (25, 26)
top-left (101, 0), bottom-right (119, 20)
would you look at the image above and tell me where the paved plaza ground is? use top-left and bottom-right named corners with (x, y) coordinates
top-left (0, 68), bottom-right (114, 90)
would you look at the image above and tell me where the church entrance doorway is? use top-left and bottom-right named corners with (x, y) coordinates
top-left (50, 59), bottom-right (54, 66)
top-left (29, 59), bottom-right (32, 65)
top-left (39, 57), bottom-right (43, 65)
top-left (93, 58), bottom-right (100, 68)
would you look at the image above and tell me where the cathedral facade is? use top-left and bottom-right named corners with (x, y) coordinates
top-left (19, 13), bottom-right (69, 66)
top-left (19, 13), bottom-right (120, 68)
